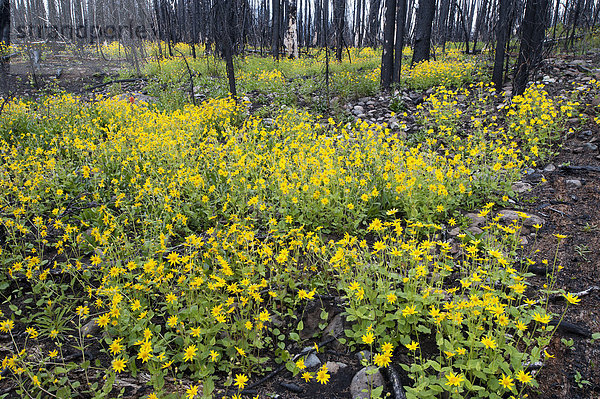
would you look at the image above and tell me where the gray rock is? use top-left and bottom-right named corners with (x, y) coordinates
top-left (566, 179), bottom-right (582, 188)
top-left (351, 366), bottom-right (384, 399)
top-left (304, 352), bottom-right (321, 369)
top-left (498, 210), bottom-right (544, 227)
top-left (466, 226), bottom-right (484, 235)
top-left (511, 182), bottom-right (533, 193)
top-left (465, 213), bottom-right (486, 227)
top-left (353, 105), bottom-right (365, 115)
top-left (448, 227), bottom-right (461, 236)
top-left (81, 318), bottom-right (101, 337)
top-left (543, 164), bottom-right (557, 172)
top-left (325, 361), bottom-right (348, 374)
top-left (323, 313), bottom-right (345, 338)
top-left (584, 143), bottom-right (598, 151)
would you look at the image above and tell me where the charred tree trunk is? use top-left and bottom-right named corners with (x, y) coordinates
top-left (381, 0), bottom-right (396, 89)
top-left (513, 0), bottom-right (550, 96)
top-left (272, 0), bottom-right (281, 59)
top-left (284, 0), bottom-right (298, 58)
top-left (368, 0), bottom-right (382, 46)
top-left (0, 0), bottom-right (9, 49)
top-left (393, 0), bottom-right (408, 83)
top-left (412, 0), bottom-right (436, 64)
top-left (334, 0), bottom-right (345, 61)
top-left (492, 0), bottom-right (512, 90)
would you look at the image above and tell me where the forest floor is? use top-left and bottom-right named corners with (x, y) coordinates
top-left (2, 49), bottom-right (600, 399)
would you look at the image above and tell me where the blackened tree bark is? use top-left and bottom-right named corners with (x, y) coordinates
top-left (438, 0), bottom-right (451, 51)
top-left (513, 0), bottom-right (550, 96)
top-left (368, 0), bottom-right (381, 46)
top-left (213, 0), bottom-right (239, 99)
top-left (381, 0), bottom-right (396, 89)
top-left (272, 0), bottom-right (281, 59)
top-left (0, 0), bottom-right (9, 48)
top-left (393, 0), bottom-right (407, 83)
top-left (412, 0), bottom-right (436, 65)
top-left (492, 0), bottom-right (512, 90)
top-left (334, 0), bottom-right (346, 61)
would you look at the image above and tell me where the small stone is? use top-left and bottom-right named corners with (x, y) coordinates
top-left (566, 179), bottom-right (582, 188)
top-left (353, 105), bottom-right (365, 115)
top-left (366, 100), bottom-right (376, 106)
top-left (511, 182), bottom-right (533, 193)
top-left (351, 367), bottom-right (384, 399)
top-left (543, 164), bottom-right (556, 172)
top-left (578, 130), bottom-right (593, 139)
top-left (81, 318), bottom-right (101, 337)
top-left (466, 226), bottom-right (484, 235)
top-left (520, 236), bottom-right (528, 245)
top-left (323, 313), bottom-right (345, 338)
top-left (584, 143), bottom-right (598, 151)
top-left (325, 361), bottom-right (348, 374)
top-left (449, 227), bottom-right (461, 236)
top-left (304, 353), bottom-right (321, 369)
top-left (573, 147), bottom-right (584, 154)
top-left (465, 213), bottom-right (485, 227)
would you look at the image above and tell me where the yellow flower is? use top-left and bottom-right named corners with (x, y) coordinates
top-left (296, 358), bottom-right (306, 370)
top-left (563, 293), bottom-right (580, 305)
top-left (532, 312), bottom-right (551, 324)
top-left (234, 373), bottom-right (249, 390)
top-left (374, 352), bottom-right (391, 367)
top-left (210, 350), bottom-right (219, 361)
top-left (499, 373), bottom-right (514, 389)
top-left (109, 338), bottom-right (124, 355)
top-left (235, 346), bottom-right (246, 357)
top-left (362, 331), bottom-right (375, 345)
top-left (402, 304), bottom-right (417, 317)
top-left (515, 369), bottom-right (533, 384)
top-left (183, 344), bottom-right (197, 362)
top-left (302, 372), bottom-right (313, 382)
top-left (386, 292), bottom-right (397, 304)
top-left (186, 384), bottom-right (199, 399)
top-left (405, 341), bottom-right (419, 351)
top-left (445, 372), bottom-right (464, 387)
top-left (480, 335), bottom-right (497, 350)
top-left (112, 358), bottom-right (126, 373)
top-left (167, 315), bottom-right (178, 327)
top-left (316, 364), bottom-right (330, 384)
top-left (381, 342), bottom-right (394, 354)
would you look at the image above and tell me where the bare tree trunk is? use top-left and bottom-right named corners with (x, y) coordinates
top-left (0, 0), bottom-right (9, 48)
top-left (368, 0), bottom-right (381, 46)
top-left (412, 0), bottom-right (436, 64)
top-left (513, 0), bottom-right (550, 96)
top-left (284, 0), bottom-right (298, 58)
top-left (393, 0), bottom-right (408, 83)
top-left (334, 0), bottom-right (345, 61)
top-left (272, 0), bottom-right (281, 58)
top-left (381, 0), bottom-right (396, 89)
top-left (492, 0), bottom-right (512, 90)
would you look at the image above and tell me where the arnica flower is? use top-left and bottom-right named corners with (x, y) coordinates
top-left (316, 364), bottom-right (330, 384)
top-left (563, 292), bottom-right (580, 305)
top-left (499, 373), bottom-right (514, 389)
top-left (112, 358), bottom-right (126, 373)
top-left (445, 372), bottom-right (464, 387)
top-left (234, 373), bottom-right (248, 390)
top-left (515, 369), bottom-right (533, 384)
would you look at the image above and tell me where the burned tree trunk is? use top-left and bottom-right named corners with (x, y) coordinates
top-left (513, 0), bottom-right (550, 96)
top-left (284, 0), bottom-right (298, 58)
top-left (334, 0), bottom-right (345, 61)
top-left (1, 0), bottom-right (10, 48)
top-left (381, 0), bottom-right (396, 89)
top-left (272, 0), bottom-right (281, 59)
top-left (368, 0), bottom-right (382, 46)
top-left (492, 0), bottom-right (512, 90)
top-left (412, 0), bottom-right (436, 64)
top-left (393, 0), bottom-right (408, 83)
